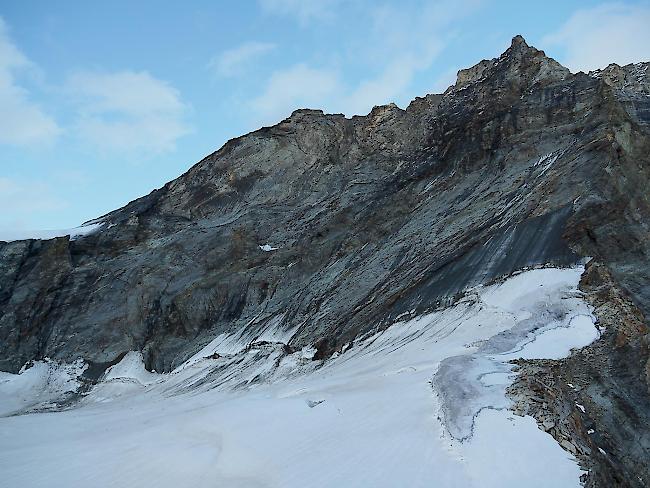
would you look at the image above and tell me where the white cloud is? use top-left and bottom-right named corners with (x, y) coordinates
top-left (0, 177), bottom-right (68, 229)
top-left (250, 60), bottom-right (418, 126)
top-left (0, 18), bottom-right (60, 146)
top-left (249, 0), bottom-right (481, 125)
top-left (342, 58), bottom-right (418, 115)
top-left (543, 3), bottom-right (650, 73)
top-left (258, 0), bottom-right (342, 24)
top-left (248, 56), bottom-right (438, 127)
top-left (68, 71), bottom-right (190, 156)
top-left (249, 64), bottom-right (342, 126)
top-left (209, 42), bottom-right (276, 77)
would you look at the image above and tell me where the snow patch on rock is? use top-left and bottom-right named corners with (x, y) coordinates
top-left (0, 222), bottom-right (103, 242)
top-left (259, 243), bottom-right (278, 252)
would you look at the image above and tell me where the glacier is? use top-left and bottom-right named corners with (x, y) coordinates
top-left (0, 266), bottom-right (599, 488)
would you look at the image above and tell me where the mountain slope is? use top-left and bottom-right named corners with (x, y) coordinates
top-left (1, 36), bottom-right (650, 486)
top-left (1, 36), bottom-right (644, 372)
top-left (0, 267), bottom-right (597, 488)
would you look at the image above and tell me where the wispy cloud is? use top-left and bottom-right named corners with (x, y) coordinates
top-left (430, 66), bottom-right (461, 94)
top-left (0, 177), bottom-right (68, 229)
top-left (249, 0), bottom-right (481, 125)
top-left (67, 70), bottom-right (191, 156)
top-left (341, 58), bottom-right (418, 115)
top-left (209, 41), bottom-right (276, 77)
top-left (249, 64), bottom-right (342, 126)
top-left (542, 3), bottom-right (650, 73)
top-left (0, 17), bottom-right (60, 146)
top-left (258, 0), bottom-right (343, 25)
top-left (337, 1), bottom-right (457, 113)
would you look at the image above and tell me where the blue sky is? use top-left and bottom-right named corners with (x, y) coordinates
top-left (1, 0), bottom-right (649, 230)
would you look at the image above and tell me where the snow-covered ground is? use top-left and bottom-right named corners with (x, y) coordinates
top-left (0, 222), bottom-right (103, 242)
top-left (0, 267), bottom-right (599, 488)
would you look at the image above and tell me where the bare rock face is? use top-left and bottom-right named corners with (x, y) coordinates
top-left (1, 36), bottom-right (650, 484)
top-left (454, 35), bottom-right (570, 89)
top-left (590, 62), bottom-right (650, 130)
top-left (1, 36), bottom-right (648, 373)
top-left (590, 62), bottom-right (650, 96)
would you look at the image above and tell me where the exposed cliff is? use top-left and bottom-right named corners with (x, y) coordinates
top-left (1, 35), bottom-right (650, 486)
top-left (2, 37), bottom-right (649, 372)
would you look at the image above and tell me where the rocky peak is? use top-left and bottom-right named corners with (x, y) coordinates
top-left (454, 59), bottom-right (493, 89)
top-left (366, 102), bottom-right (404, 125)
top-left (589, 62), bottom-right (650, 127)
top-left (590, 62), bottom-right (650, 95)
top-left (453, 35), bottom-right (570, 91)
top-left (288, 108), bottom-right (326, 118)
top-left (509, 34), bottom-right (528, 49)
top-left (2, 31), bottom-right (650, 488)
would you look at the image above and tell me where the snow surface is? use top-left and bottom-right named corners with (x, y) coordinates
top-left (435, 267), bottom-right (598, 443)
top-left (0, 359), bottom-right (87, 416)
top-left (259, 243), bottom-right (278, 252)
top-left (0, 267), bottom-right (598, 488)
top-left (0, 222), bottom-right (103, 242)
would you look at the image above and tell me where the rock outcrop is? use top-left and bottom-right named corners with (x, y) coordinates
top-left (1, 35), bottom-right (649, 486)
top-left (509, 262), bottom-right (650, 487)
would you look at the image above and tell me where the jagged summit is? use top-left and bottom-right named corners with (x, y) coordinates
top-left (453, 34), bottom-right (569, 90)
top-left (2, 33), bottom-right (649, 373)
top-left (264, 36), bottom-right (567, 127)
top-left (510, 33), bottom-right (528, 48)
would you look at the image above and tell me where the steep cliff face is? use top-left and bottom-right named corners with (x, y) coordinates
top-left (0, 36), bottom-right (648, 379)
top-left (2, 35), bottom-right (650, 486)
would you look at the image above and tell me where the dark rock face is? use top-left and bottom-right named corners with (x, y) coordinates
top-left (2, 34), bottom-right (650, 485)
top-left (590, 62), bottom-right (650, 126)
top-left (1, 37), bottom-right (649, 376)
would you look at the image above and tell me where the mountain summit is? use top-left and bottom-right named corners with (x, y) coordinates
top-left (454, 34), bottom-right (570, 89)
top-left (1, 36), bottom-right (650, 486)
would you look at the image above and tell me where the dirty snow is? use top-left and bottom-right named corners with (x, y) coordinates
top-left (435, 267), bottom-right (598, 442)
top-left (0, 266), bottom-right (598, 488)
top-left (0, 222), bottom-right (103, 242)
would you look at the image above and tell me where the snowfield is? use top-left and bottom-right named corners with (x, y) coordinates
top-left (0, 222), bottom-right (103, 242)
top-left (0, 267), bottom-right (598, 488)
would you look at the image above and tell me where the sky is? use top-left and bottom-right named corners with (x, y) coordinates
top-left (1, 0), bottom-right (649, 231)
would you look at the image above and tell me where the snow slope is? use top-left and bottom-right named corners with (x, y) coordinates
top-left (0, 222), bottom-right (103, 242)
top-left (0, 359), bottom-right (87, 416)
top-left (0, 267), bottom-right (598, 488)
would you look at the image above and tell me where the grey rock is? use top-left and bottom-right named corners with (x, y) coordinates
top-left (1, 36), bottom-right (648, 373)
top-left (508, 262), bottom-right (650, 488)
top-left (1, 35), bottom-right (650, 485)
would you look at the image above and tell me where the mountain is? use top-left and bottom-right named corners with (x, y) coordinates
top-left (1, 36), bottom-right (649, 487)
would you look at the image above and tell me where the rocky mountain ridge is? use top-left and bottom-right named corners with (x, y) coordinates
top-left (2, 36), bottom-right (649, 371)
top-left (1, 35), bottom-right (650, 486)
